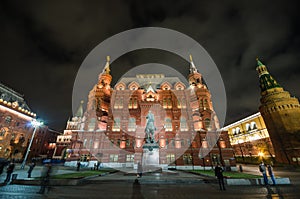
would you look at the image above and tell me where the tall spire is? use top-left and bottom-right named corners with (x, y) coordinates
top-left (256, 58), bottom-right (281, 93)
top-left (256, 58), bottom-right (264, 67)
top-left (75, 100), bottom-right (84, 118)
top-left (102, 56), bottom-right (111, 74)
top-left (189, 54), bottom-right (198, 74)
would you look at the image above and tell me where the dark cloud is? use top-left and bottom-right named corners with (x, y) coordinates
top-left (0, 0), bottom-right (299, 131)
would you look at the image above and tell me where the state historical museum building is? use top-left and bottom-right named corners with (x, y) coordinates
top-left (55, 56), bottom-right (236, 170)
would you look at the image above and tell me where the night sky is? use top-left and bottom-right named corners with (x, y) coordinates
top-left (1, 0), bottom-right (299, 131)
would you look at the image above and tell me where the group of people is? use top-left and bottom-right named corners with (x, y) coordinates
top-left (259, 161), bottom-right (276, 185)
top-left (214, 161), bottom-right (276, 191)
top-left (0, 161), bottom-right (36, 184)
top-left (3, 161), bottom-right (15, 184)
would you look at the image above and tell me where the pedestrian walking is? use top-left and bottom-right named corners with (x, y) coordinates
top-left (4, 161), bottom-right (15, 184)
top-left (37, 164), bottom-right (52, 194)
top-left (132, 179), bottom-right (143, 199)
top-left (267, 164), bottom-right (276, 185)
top-left (27, 162), bottom-right (36, 178)
top-left (96, 161), bottom-right (100, 170)
top-left (77, 160), bottom-right (81, 171)
top-left (259, 161), bottom-right (268, 185)
top-left (239, 165), bottom-right (243, 172)
top-left (215, 164), bottom-right (226, 190)
top-left (137, 162), bottom-right (143, 178)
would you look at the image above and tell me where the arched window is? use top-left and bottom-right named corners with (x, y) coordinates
top-left (163, 99), bottom-right (167, 108)
top-left (250, 122), bottom-right (257, 130)
top-left (89, 139), bottom-right (93, 148)
top-left (204, 99), bottom-right (209, 109)
top-left (128, 98), bottom-right (138, 109)
top-left (88, 118), bottom-right (96, 131)
top-left (83, 139), bottom-right (87, 147)
top-left (5, 116), bottom-right (12, 124)
top-left (112, 118), bottom-right (121, 132)
top-left (128, 117), bottom-right (136, 132)
top-left (128, 98), bottom-right (133, 109)
top-left (177, 99), bottom-right (182, 109)
top-left (114, 98), bottom-right (123, 109)
top-left (245, 123), bottom-right (250, 131)
top-left (204, 118), bottom-right (211, 129)
top-left (163, 98), bottom-right (172, 109)
top-left (232, 129), bottom-right (236, 135)
top-left (236, 127), bottom-right (241, 134)
top-left (165, 118), bottom-right (172, 131)
top-left (180, 117), bottom-right (188, 131)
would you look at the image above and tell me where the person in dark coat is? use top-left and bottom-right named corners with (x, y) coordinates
top-left (267, 164), bottom-right (276, 185)
top-left (37, 164), bottom-right (52, 194)
top-left (137, 162), bottom-right (143, 178)
top-left (27, 162), bottom-right (36, 178)
top-left (215, 164), bottom-right (226, 190)
top-left (259, 161), bottom-right (268, 185)
top-left (4, 162), bottom-right (15, 184)
top-left (77, 160), bottom-right (81, 171)
top-left (132, 179), bottom-right (144, 199)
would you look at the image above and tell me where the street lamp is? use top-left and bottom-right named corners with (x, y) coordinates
top-left (21, 119), bottom-right (43, 169)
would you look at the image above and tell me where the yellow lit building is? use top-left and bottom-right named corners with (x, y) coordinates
top-left (223, 112), bottom-right (275, 160)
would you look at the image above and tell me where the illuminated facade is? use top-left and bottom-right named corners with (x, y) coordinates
top-left (57, 56), bottom-right (235, 170)
top-left (0, 82), bottom-right (59, 161)
top-left (256, 59), bottom-right (300, 165)
top-left (223, 112), bottom-right (275, 159)
top-left (224, 60), bottom-right (300, 165)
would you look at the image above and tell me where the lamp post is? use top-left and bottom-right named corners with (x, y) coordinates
top-left (21, 120), bottom-right (43, 169)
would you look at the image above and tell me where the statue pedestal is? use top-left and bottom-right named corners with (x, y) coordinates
top-left (142, 143), bottom-right (161, 173)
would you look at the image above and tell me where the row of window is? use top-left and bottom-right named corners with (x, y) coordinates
top-left (115, 82), bottom-right (186, 91)
top-left (113, 98), bottom-right (189, 110)
top-left (232, 122), bottom-right (257, 135)
top-left (81, 137), bottom-right (220, 150)
top-left (199, 99), bottom-right (210, 109)
top-left (111, 117), bottom-right (189, 132)
top-left (0, 115), bottom-right (31, 130)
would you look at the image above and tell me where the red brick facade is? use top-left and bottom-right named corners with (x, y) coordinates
top-left (57, 57), bottom-right (235, 169)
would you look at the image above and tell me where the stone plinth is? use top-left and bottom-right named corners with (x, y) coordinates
top-left (142, 143), bottom-right (161, 173)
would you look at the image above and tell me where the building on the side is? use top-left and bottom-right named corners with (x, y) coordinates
top-left (0, 82), bottom-right (60, 161)
top-left (55, 56), bottom-right (236, 170)
top-left (223, 112), bottom-right (275, 161)
top-left (256, 59), bottom-right (300, 165)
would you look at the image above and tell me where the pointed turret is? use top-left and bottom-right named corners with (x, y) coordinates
top-left (102, 56), bottom-right (111, 75)
top-left (189, 54), bottom-right (198, 74)
top-left (256, 58), bottom-right (281, 93)
top-left (188, 54), bottom-right (204, 87)
top-left (75, 100), bottom-right (84, 118)
top-left (98, 56), bottom-right (112, 89)
top-left (257, 58), bottom-right (300, 165)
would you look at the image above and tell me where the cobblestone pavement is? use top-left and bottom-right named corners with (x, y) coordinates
top-left (0, 164), bottom-right (299, 199)
top-left (0, 164), bottom-right (76, 183)
top-left (0, 179), bottom-right (299, 199)
top-left (0, 185), bottom-right (41, 199)
top-left (0, 183), bottom-right (296, 199)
